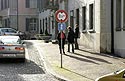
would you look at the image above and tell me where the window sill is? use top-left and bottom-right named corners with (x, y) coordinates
top-left (123, 28), bottom-right (125, 31)
top-left (115, 27), bottom-right (122, 31)
top-left (82, 30), bottom-right (87, 33)
top-left (88, 29), bottom-right (96, 33)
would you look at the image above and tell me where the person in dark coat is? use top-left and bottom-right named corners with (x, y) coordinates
top-left (74, 24), bottom-right (80, 49)
top-left (67, 26), bottom-right (75, 53)
top-left (57, 31), bottom-right (66, 54)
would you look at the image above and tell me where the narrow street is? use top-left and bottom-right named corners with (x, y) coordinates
top-left (0, 0), bottom-right (125, 81)
top-left (0, 41), bottom-right (59, 81)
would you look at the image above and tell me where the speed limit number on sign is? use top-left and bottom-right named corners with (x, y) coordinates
top-left (55, 10), bottom-right (68, 23)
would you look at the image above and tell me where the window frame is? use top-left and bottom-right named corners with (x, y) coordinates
top-left (115, 0), bottom-right (122, 31)
top-left (88, 3), bottom-right (95, 33)
top-left (76, 8), bottom-right (79, 27)
top-left (123, 0), bottom-right (125, 31)
top-left (70, 10), bottom-right (74, 29)
top-left (25, 0), bottom-right (37, 8)
top-left (26, 0), bottom-right (30, 8)
top-left (82, 6), bottom-right (87, 33)
top-left (25, 18), bottom-right (38, 32)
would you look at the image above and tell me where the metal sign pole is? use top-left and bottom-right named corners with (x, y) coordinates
top-left (60, 22), bottom-right (63, 68)
top-left (61, 30), bottom-right (63, 68)
top-left (55, 10), bottom-right (68, 68)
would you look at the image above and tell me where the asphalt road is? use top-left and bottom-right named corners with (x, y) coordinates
top-left (0, 41), bottom-right (59, 81)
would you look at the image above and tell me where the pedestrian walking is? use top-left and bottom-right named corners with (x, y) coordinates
top-left (74, 24), bottom-right (80, 49)
top-left (57, 31), bottom-right (66, 54)
top-left (67, 26), bottom-right (75, 53)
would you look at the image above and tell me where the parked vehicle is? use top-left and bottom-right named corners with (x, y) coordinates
top-left (0, 36), bottom-right (25, 62)
top-left (0, 27), bottom-right (26, 39)
top-left (95, 69), bottom-right (125, 81)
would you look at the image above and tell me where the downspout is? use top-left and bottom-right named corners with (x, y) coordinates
top-left (111, 0), bottom-right (114, 53)
top-left (17, 0), bottom-right (19, 30)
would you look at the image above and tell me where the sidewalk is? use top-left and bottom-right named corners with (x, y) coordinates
top-left (33, 40), bottom-right (125, 81)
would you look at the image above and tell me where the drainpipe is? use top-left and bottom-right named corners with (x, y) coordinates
top-left (17, 0), bottom-right (19, 30)
top-left (111, 0), bottom-right (114, 53)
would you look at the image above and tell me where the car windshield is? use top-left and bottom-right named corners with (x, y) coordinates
top-left (0, 36), bottom-right (21, 44)
top-left (1, 29), bottom-right (17, 33)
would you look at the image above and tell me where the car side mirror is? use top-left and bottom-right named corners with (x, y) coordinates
top-left (17, 31), bottom-right (20, 33)
top-left (20, 40), bottom-right (25, 44)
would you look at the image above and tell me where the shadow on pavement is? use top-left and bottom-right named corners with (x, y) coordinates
top-left (64, 54), bottom-right (99, 65)
top-left (73, 52), bottom-right (112, 64)
top-left (79, 49), bottom-right (120, 59)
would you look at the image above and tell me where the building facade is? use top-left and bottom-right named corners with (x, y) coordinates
top-left (67, 0), bottom-right (125, 57)
top-left (0, 0), bottom-right (40, 39)
top-left (68, 0), bottom-right (101, 53)
top-left (113, 0), bottom-right (125, 57)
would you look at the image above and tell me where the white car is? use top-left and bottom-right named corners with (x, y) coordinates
top-left (0, 27), bottom-right (25, 39)
top-left (0, 36), bottom-right (25, 62)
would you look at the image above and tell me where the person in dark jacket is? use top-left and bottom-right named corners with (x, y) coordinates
top-left (74, 24), bottom-right (80, 49)
top-left (57, 31), bottom-right (66, 54)
top-left (67, 26), bottom-right (75, 53)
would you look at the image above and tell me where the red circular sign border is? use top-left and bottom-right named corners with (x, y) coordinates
top-left (55, 10), bottom-right (68, 23)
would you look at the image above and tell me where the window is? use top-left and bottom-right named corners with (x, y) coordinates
top-left (45, 18), bottom-right (47, 30)
top-left (123, 0), bottom-right (125, 30)
top-left (11, 0), bottom-right (17, 9)
top-left (82, 6), bottom-right (86, 31)
top-left (40, 20), bottom-right (42, 30)
top-left (25, 18), bottom-right (38, 32)
top-left (51, 16), bottom-right (54, 29)
top-left (26, 0), bottom-right (30, 8)
top-left (1, 0), bottom-right (9, 10)
top-left (4, 19), bottom-right (10, 27)
top-left (43, 19), bottom-right (44, 33)
top-left (26, 0), bottom-right (37, 8)
top-left (70, 10), bottom-right (74, 29)
top-left (26, 18), bottom-right (30, 31)
top-left (48, 17), bottom-right (50, 33)
top-left (4, 0), bottom-right (7, 9)
top-left (89, 4), bottom-right (93, 30)
top-left (116, 0), bottom-right (122, 31)
top-left (1, 0), bottom-right (3, 10)
top-left (76, 9), bottom-right (79, 26)
top-left (30, 18), bottom-right (38, 31)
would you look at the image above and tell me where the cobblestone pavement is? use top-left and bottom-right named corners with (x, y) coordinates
top-left (0, 41), bottom-right (59, 81)
top-left (32, 40), bottom-right (125, 81)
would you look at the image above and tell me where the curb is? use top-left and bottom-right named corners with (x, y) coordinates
top-left (33, 43), bottom-right (71, 81)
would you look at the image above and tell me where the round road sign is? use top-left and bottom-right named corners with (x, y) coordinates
top-left (55, 10), bottom-right (68, 23)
